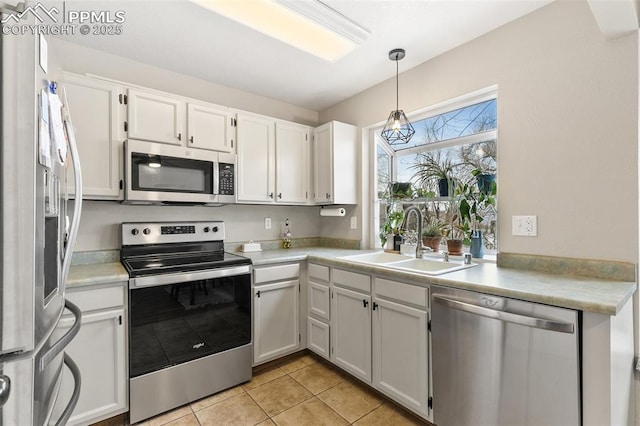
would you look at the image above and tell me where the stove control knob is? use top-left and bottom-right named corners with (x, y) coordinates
top-left (143, 228), bottom-right (151, 235)
top-left (212, 226), bottom-right (219, 233)
top-left (131, 228), bottom-right (139, 236)
top-left (203, 226), bottom-right (210, 233)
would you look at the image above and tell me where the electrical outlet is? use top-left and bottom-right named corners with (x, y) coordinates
top-left (512, 215), bottom-right (537, 236)
top-left (264, 217), bottom-right (271, 229)
top-left (350, 216), bottom-right (357, 229)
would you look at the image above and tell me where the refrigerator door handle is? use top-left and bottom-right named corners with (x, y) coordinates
top-left (432, 294), bottom-right (575, 333)
top-left (39, 300), bottom-right (81, 373)
top-left (0, 375), bottom-right (10, 407)
top-left (55, 353), bottom-right (81, 426)
top-left (60, 88), bottom-right (83, 287)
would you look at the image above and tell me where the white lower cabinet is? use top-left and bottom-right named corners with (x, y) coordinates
top-left (307, 263), bottom-right (331, 359)
top-left (373, 277), bottom-right (430, 419)
top-left (305, 265), bottom-right (431, 422)
top-left (373, 298), bottom-right (429, 416)
top-left (307, 316), bottom-right (330, 359)
top-left (253, 264), bottom-right (300, 365)
top-left (58, 284), bottom-right (127, 425)
top-left (331, 284), bottom-right (372, 383)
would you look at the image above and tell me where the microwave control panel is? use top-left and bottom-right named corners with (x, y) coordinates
top-left (219, 163), bottom-right (234, 195)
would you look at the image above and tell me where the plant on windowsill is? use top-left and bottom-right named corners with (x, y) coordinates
top-left (410, 151), bottom-right (457, 197)
top-left (379, 182), bottom-right (407, 250)
top-left (456, 176), bottom-right (497, 258)
top-left (422, 220), bottom-right (444, 252)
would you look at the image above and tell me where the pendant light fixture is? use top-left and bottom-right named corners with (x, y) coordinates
top-left (381, 48), bottom-right (415, 145)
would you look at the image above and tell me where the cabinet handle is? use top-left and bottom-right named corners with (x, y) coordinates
top-left (373, 302), bottom-right (378, 311)
top-left (363, 299), bottom-right (369, 308)
top-left (278, 193), bottom-right (282, 199)
top-left (256, 290), bottom-right (261, 298)
top-left (269, 193), bottom-right (274, 199)
top-left (326, 193), bottom-right (330, 199)
top-left (177, 133), bottom-right (182, 141)
top-left (189, 136), bottom-right (194, 144)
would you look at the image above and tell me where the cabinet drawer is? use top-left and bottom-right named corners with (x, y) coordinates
top-left (66, 285), bottom-right (125, 313)
top-left (374, 278), bottom-right (427, 309)
top-left (332, 268), bottom-right (371, 293)
top-left (254, 263), bottom-right (300, 284)
top-left (308, 263), bottom-right (329, 282)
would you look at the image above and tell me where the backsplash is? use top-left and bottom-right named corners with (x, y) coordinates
top-left (497, 252), bottom-right (636, 282)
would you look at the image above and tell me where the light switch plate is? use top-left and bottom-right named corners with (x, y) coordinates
top-left (350, 216), bottom-right (357, 229)
top-left (264, 217), bottom-right (271, 229)
top-left (512, 215), bottom-right (537, 236)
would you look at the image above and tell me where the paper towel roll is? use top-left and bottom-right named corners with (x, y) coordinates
top-left (320, 208), bottom-right (346, 217)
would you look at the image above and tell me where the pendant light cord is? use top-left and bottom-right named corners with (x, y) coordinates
top-left (395, 55), bottom-right (399, 111)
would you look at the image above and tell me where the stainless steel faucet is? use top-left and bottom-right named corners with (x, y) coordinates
top-left (402, 206), bottom-right (431, 258)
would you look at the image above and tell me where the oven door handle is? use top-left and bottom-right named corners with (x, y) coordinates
top-left (130, 264), bottom-right (252, 288)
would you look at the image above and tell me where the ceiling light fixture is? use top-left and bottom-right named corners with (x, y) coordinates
top-left (381, 48), bottom-right (415, 146)
top-left (190, 0), bottom-right (370, 62)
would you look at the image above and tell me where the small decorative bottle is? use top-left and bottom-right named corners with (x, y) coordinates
top-left (282, 219), bottom-right (292, 249)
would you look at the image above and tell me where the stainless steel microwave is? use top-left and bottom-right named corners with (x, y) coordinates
top-left (124, 139), bottom-right (236, 205)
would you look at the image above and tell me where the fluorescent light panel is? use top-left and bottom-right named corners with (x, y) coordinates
top-left (191, 0), bottom-right (370, 61)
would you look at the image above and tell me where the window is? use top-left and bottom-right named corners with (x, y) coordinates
top-left (374, 93), bottom-right (498, 256)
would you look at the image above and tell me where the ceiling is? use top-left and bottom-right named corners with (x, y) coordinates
top-left (56, 0), bottom-right (555, 111)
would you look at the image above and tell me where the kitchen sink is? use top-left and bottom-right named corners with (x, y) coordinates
top-left (339, 252), bottom-right (477, 275)
top-left (386, 258), bottom-right (473, 274)
top-left (340, 252), bottom-right (409, 264)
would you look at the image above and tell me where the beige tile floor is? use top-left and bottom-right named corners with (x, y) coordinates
top-left (116, 353), bottom-right (431, 426)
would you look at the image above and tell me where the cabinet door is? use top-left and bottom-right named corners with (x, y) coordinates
top-left (331, 286), bottom-right (371, 382)
top-left (236, 114), bottom-right (275, 203)
top-left (373, 298), bottom-right (428, 416)
top-left (57, 308), bottom-right (127, 425)
top-left (275, 122), bottom-right (309, 204)
top-left (307, 316), bottom-right (330, 359)
top-left (313, 123), bottom-right (333, 204)
top-left (127, 89), bottom-right (185, 145)
top-left (308, 280), bottom-right (330, 322)
top-left (254, 280), bottom-right (300, 364)
top-left (187, 103), bottom-right (233, 152)
top-left (63, 74), bottom-right (123, 199)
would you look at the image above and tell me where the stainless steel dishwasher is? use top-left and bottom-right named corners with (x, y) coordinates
top-left (431, 286), bottom-right (580, 426)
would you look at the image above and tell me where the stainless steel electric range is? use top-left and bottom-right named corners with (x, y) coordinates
top-left (121, 221), bottom-right (252, 424)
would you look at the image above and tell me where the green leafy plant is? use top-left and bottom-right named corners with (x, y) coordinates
top-left (410, 151), bottom-right (457, 195)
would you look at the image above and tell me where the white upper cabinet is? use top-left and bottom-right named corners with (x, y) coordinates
top-left (127, 89), bottom-right (185, 145)
top-left (236, 113), bottom-right (276, 203)
top-left (313, 121), bottom-right (357, 205)
top-left (236, 113), bottom-right (311, 205)
top-left (187, 103), bottom-right (234, 152)
top-left (275, 121), bottom-right (310, 204)
top-left (63, 73), bottom-right (124, 200)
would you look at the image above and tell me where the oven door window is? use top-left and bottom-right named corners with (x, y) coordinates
top-left (131, 152), bottom-right (214, 194)
top-left (129, 274), bottom-right (251, 378)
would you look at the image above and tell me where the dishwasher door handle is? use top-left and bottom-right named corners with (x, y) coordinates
top-left (432, 294), bottom-right (575, 333)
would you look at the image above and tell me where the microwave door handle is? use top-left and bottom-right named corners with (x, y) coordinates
top-left (213, 162), bottom-right (220, 196)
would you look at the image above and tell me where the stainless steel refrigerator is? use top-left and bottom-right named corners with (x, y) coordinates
top-left (0, 3), bottom-right (84, 425)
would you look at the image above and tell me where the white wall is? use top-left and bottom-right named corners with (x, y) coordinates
top-left (74, 201), bottom-right (320, 251)
top-left (319, 0), bottom-right (639, 264)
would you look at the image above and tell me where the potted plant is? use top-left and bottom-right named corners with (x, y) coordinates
top-left (472, 168), bottom-right (496, 195)
top-left (380, 210), bottom-right (404, 251)
top-left (456, 177), bottom-right (497, 258)
top-left (422, 220), bottom-right (443, 252)
top-left (379, 182), bottom-right (409, 250)
top-left (410, 151), bottom-right (456, 197)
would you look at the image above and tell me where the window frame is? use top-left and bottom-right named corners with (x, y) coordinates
top-left (369, 86), bottom-right (498, 249)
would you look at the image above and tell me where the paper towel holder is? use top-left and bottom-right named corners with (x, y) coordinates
top-left (320, 206), bottom-right (346, 217)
